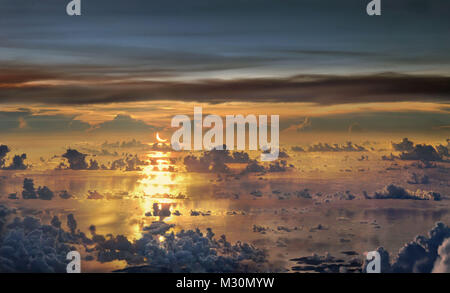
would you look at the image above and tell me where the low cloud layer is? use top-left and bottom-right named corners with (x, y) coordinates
top-left (0, 209), bottom-right (270, 273)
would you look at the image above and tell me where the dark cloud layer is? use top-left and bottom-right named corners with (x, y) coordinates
top-left (1, 73), bottom-right (450, 105)
top-left (1, 0), bottom-right (449, 110)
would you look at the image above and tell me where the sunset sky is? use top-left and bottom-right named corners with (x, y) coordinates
top-left (1, 1), bottom-right (450, 275)
top-left (0, 0), bottom-right (449, 138)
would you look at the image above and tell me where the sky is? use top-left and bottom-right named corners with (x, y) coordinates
top-left (0, 0), bottom-right (449, 137)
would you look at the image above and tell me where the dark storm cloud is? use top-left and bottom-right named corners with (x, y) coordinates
top-left (1, 73), bottom-right (450, 105)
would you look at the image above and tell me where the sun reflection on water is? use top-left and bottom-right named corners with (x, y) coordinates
top-left (132, 150), bottom-right (187, 238)
top-left (138, 151), bottom-right (184, 196)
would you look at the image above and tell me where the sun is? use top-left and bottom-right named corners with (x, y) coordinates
top-left (156, 132), bottom-right (167, 143)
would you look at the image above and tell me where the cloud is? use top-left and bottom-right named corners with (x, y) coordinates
top-left (0, 215), bottom-right (74, 272)
top-left (3, 154), bottom-right (28, 170)
top-left (0, 145), bottom-right (10, 168)
top-left (407, 173), bottom-right (430, 185)
top-left (1, 72), bottom-right (450, 105)
top-left (392, 138), bottom-right (414, 151)
top-left (432, 238), bottom-right (450, 273)
top-left (90, 114), bottom-right (158, 133)
top-left (291, 146), bottom-right (305, 152)
top-left (365, 184), bottom-right (441, 201)
top-left (361, 222), bottom-right (450, 273)
top-left (36, 186), bottom-right (54, 200)
top-left (0, 209), bottom-right (272, 272)
top-left (243, 159), bottom-right (290, 174)
top-left (106, 154), bottom-right (148, 171)
top-left (0, 144), bottom-right (28, 170)
top-left (291, 253), bottom-right (362, 273)
top-left (0, 110), bottom-right (90, 133)
top-left (348, 122), bottom-right (364, 133)
top-left (282, 111), bottom-right (450, 134)
top-left (400, 144), bottom-right (442, 161)
top-left (21, 178), bottom-right (55, 200)
top-left (0, 111), bottom-right (157, 134)
top-left (62, 149), bottom-right (89, 170)
top-left (101, 138), bottom-right (149, 149)
top-left (306, 142), bottom-right (366, 152)
top-left (436, 144), bottom-right (449, 158)
top-left (183, 147), bottom-right (252, 173)
top-left (284, 117), bottom-right (312, 132)
top-left (22, 178), bottom-right (37, 199)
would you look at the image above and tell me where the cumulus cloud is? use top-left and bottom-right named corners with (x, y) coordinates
top-left (59, 190), bottom-right (72, 199)
top-left (90, 115), bottom-right (157, 133)
top-left (392, 138), bottom-right (414, 151)
top-left (125, 155), bottom-right (147, 171)
top-left (381, 153), bottom-right (399, 161)
top-left (0, 205), bottom-right (15, 232)
top-left (3, 153), bottom-right (28, 170)
top-left (61, 149), bottom-right (104, 170)
top-left (62, 149), bottom-right (88, 170)
top-left (291, 146), bottom-right (305, 152)
top-left (243, 160), bottom-right (290, 174)
top-left (88, 159), bottom-right (100, 170)
top-left (107, 154), bottom-right (148, 171)
top-left (1, 201), bottom-right (271, 273)
top-left (299, 142), bottom-right (367, 152)
top-left (114, 227), bottom-right (268, 272)
top-left (291, 253), bottom-right (362, 273)
top-left (0, 145), bottom-right (10, 168)
top-left (432, 238), bottom-right (450, 273)
top-left (67, 214), bottom-right (77, 234)
top-left (436, 143), bottom-right (449, 158)
top-left (0, 144), bottom-right (28, 170)
top-left (101, 139), bottom-right (149, 149)
top-left (0, 215), bottom-right (81, 272)
top-left (37, 186), bottom-right (54, 200)
top-left (362, 222), bottom-right (450, 273)
top-left (21, 178), bottom-right (55, 200)
top-left (400, 144), bottom-right (442, 161)
top-left (86, 191), bottom-right (104, 200)
top-left (22, 178), bottom-right (37, 199)
top-left (183, 147), bottom-right (252, 173)
top-left (365, 184), bottom-right (441, 201)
